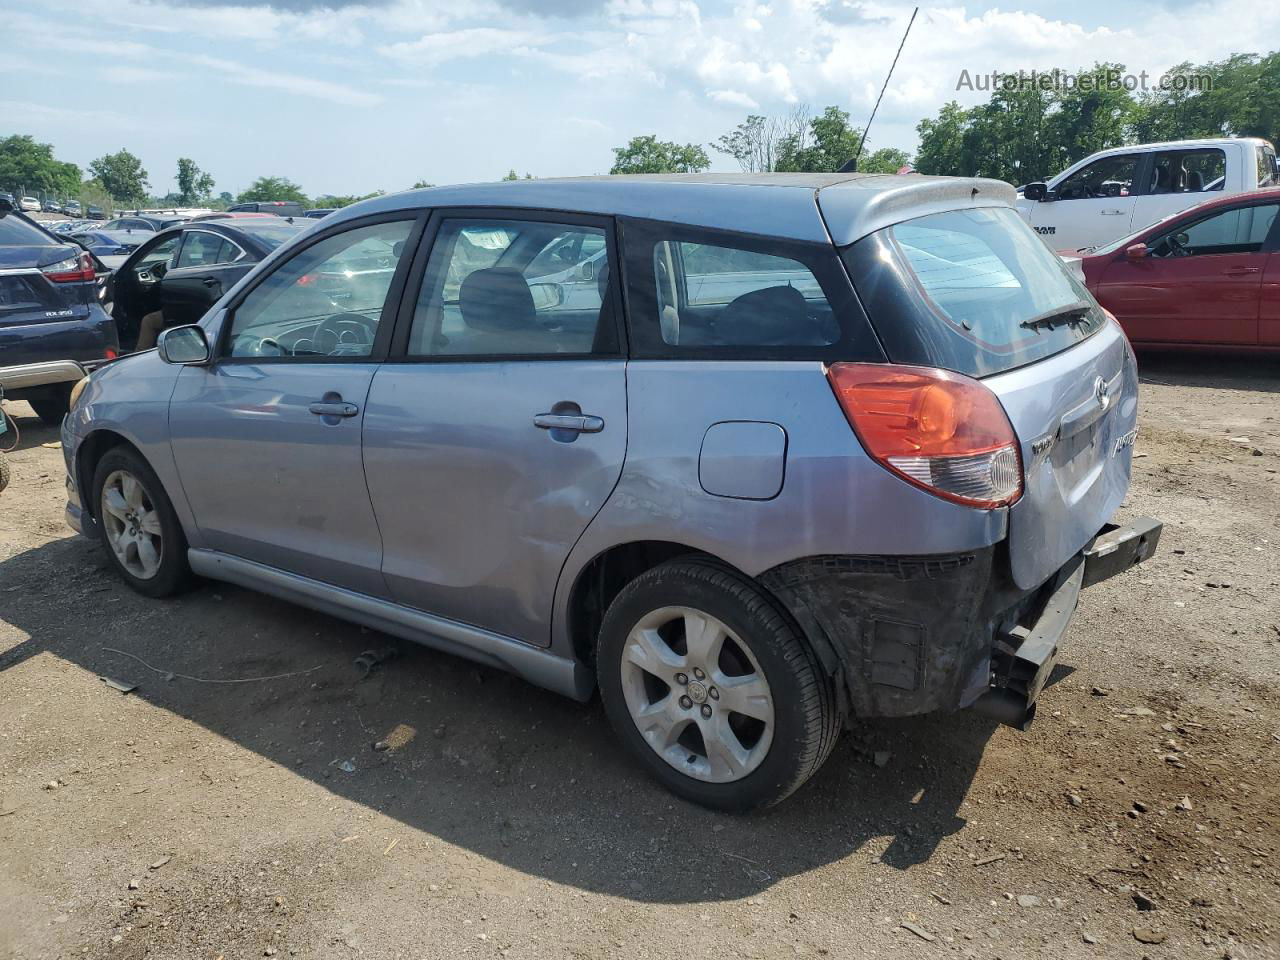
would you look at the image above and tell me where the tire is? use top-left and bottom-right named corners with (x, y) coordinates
top-left (91, 446), bottom-right (192, 597)
top-left (0, 454), bottom-right (9, 493)
top-left (597, 560), bottom-right (841, 812)
top-left (29, 384), bottom-right (71, 425)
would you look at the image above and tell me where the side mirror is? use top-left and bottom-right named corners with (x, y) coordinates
top-left (1125, 243), bottom-right (1150, 260)
top-left (157, 325), bottom-right (210, 365)
top-left (1023, 182), bottom-right (1048, 202)
top-left (577, 259), bottom-right (595, 282)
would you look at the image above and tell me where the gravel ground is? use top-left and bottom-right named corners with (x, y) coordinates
top-left (0, 353), bottom-right (1277, 960)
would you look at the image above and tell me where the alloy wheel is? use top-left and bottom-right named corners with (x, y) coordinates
top-left (100, 469), bottom-right (163, 580)
top-left (620, 605), bottom-right (774, 783)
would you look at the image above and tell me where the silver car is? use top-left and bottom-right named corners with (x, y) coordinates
top-left (61, 174), bottom-right (1161, 810)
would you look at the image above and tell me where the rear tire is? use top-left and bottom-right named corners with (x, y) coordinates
top-left (91, 447), bottom-right (192, 598)
top-left (597, 560), bottom-right (840, 811)
top-left (29, 384), bottom-right (71, 425)
top-left (0, 454), bottom-right (9, 493)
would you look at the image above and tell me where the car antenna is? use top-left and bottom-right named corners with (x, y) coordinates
top-left (838, 6), bottom-right (918, 174)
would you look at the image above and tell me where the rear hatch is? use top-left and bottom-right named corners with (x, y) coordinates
top-left (840, 204), bottom-right (1137, 590)
top-left (0, 215), bottom-right (95, 328)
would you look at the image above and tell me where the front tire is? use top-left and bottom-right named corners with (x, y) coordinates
top-left (597, 560), bottom-right (840, 811)
top-left (91, 447), bottom-right (191, 597)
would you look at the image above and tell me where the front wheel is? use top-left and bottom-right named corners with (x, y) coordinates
top-left (597, 560), bottom-right (841, 811)
top-left (91, 447), bottom-right (192, 597)
top-left (28, 384), bottom-right (72, 425)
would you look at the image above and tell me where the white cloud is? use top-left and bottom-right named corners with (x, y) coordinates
top-left (187, 54), bottom-right (381, 106)
top-left (379, 26), bottom-right (552, 64)
top-left (708, 88), bottom-right (760, 108)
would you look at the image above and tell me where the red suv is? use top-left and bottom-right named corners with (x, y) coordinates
top-left (1078, 188), bottom-right (1280, 353)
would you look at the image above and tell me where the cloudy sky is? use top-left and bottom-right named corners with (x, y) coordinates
top-left (2, 0), bottom-right (1277, 198)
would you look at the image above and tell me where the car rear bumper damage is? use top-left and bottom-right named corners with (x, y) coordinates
top-left (761, 516), bottom-right (1162, 729)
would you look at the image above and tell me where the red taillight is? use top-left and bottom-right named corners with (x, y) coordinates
top-left (104, 348), bottom-right (117, 360)
top-left (41, 251), bottom-right (95, 283)
top-left (826, 362), bottom-right (1023, 509)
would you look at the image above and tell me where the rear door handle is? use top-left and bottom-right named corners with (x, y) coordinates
top-left (309, 401), bottom-right (359, 418)
top-left (202, 277), bottom-right (219, 287)
top-left (1223, 266), bottom-right (1260, 276)
top-left (533, 413), bottom-right (604, 433)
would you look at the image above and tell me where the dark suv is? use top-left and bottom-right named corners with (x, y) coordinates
top-left (0, 204), bottom-right (117, 422)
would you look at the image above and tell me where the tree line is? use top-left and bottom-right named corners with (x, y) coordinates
top-left (4, 51), bottom-right (1275, 209)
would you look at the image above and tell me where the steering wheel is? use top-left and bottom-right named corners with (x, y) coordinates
top-left (312, 312), bottom-right (378, 354)
top-left (1165, 232), bottom-right (1190, 257)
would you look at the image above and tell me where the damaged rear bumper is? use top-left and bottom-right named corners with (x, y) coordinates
top-left (761, 516), bottom-right (1162, 729)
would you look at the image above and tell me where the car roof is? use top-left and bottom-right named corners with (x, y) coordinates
top-left (327, 173), bottom-right (1018, 247)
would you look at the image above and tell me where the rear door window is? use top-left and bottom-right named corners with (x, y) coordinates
top-left (842, 206), bottom-right (1104, 377)
top-left (620, 218), bottom-right (881, 359)
top-left (1146, 148), bottom-right (1226, 194)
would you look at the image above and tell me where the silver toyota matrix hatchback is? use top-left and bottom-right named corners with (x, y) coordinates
top-left (62, 174), bottom-right (1161, 810)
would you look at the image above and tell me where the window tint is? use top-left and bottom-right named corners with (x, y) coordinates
top-left (407, 219), bottom-right (611, 357)
top-left (226, 219), bottom-right (412, 359)
top-left (1148, 149), bottom-right (1226, 194)
top-left (176, 232), bottom-right (237, 268)
top-left (1151, 203), bottom-right (1278, 257)
top-left (1055, 154), bottom-right (1138, 200)
top-left (648, 239), bottom-right (835, 346)
top-left (0, 214), bottom-right (56, 245)
top-left (843, 206), bottom-right (1104, 377)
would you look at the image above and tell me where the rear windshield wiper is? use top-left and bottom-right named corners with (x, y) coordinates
top-left (1020, 301), bottom-right (1093, 331)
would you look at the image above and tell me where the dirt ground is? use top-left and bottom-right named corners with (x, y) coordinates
top-left (1, 353), bottom-right (1277, 960)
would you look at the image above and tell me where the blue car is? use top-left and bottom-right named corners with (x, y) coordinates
top-left (0, 203), bottom-right (117, 423)
top-left (60, 175), bottom-right (1161, 810)
top-left (67, 229), bottom-right (144, 258)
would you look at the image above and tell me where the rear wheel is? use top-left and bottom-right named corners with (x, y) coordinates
top-left (28, 384), bottom-right (72, 425)
top-left (597, 560), bottom-right (840, 811)
top-left (91, 447), bottom-right (191, 597)
top-left (0, 454), bottom-right (9, 493)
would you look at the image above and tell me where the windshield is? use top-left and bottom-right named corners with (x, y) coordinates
top-left (0, 214), bottom-right (57, 246)
top-left (842, 206), bottom-right (1104, 377)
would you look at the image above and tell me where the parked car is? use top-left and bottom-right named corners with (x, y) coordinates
top-left (86, 205), bottom-right (106, 220)
top-left (61, 174), bottom-right (1161, 810)
top-left (1077, 188), bottom-right (1280, 352)
top-left (63, 200), bottom-right (82, 216)
top-left (0, 194), bottom-right (16, 211)
top-left (67, 229), bottom-right (146, 258)
top-left (190, 211), bottom-right (278, 222)
top-left (107, 217), bottom-right (307, 350)
top-left (19, 197), bottom-right (41, 213)
top-left (304, 208), bottom-right (336, 219)
top-left (1017, 137), bottom-right (1278, 252)
top-left (42, 199), bottom-right (62, 213)
top-left (225, 200), bottom-right (305, 218)
top-left (0, 207), bottom-right (118, 423)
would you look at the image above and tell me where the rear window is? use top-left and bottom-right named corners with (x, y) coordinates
top-left (842, 206), bottom-right (1104, 377)
top-left (0, 214), bottom-right (56, 246)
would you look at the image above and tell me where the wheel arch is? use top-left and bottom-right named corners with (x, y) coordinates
top-left (75, 429), bottom-right (144, 523)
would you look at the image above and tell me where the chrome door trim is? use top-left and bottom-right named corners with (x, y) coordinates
top-left (187, 548), bottom-right (595, 700)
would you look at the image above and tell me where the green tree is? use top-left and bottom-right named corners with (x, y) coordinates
top-left (411, 180), bottom-right (435, 189)
top-left (610, 135), bottom-right (710, 174)
top-left (175, 158), bottom-right (215, 205)
top-left (502, 169), bottom-right (519, 181)
top-left (89, 149), bottom-right (149, 203)
top-left (236, 176), bottom-right (309, 205)
top-left (311, 190), bottom-right (385, 208)
top-left (776, 106), bottom-right (863, 172)
top-left (859, 147), bottom-right (912, 174)
top-left (0, 135), bottom-right (81, 197)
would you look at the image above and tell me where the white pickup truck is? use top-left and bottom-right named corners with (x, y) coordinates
top-left (1016, 137), bottom-right (1278, 252)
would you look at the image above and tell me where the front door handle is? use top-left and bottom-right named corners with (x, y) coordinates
top-left (309, 401), bottom-right (359, 418)
top-left (1223, 266), bottom-right (1260, 276)
top-left (1101, 209), bottom-right (1126, 216)
top-left (202, 277), bottom-right (219, 287)
top-left (533, 412), bottom-right (604, 433)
